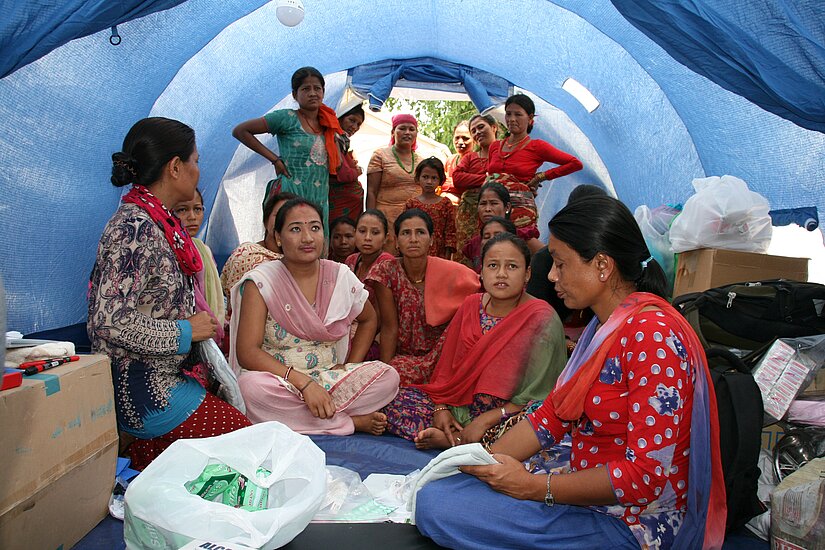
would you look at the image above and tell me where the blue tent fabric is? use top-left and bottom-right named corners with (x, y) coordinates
top-left (349, 57), bottom-right (512, 113)
top-left (0, 0), bottom-right (186, 79)
top-left (611, 0), bottom-right (825, 133)
top-left (1, 0), bottom-right (825, 334)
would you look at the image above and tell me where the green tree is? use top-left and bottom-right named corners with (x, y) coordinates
top-left (384, 98), bottom-right (478, 154)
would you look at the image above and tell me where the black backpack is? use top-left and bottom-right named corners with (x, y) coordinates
top-left (704, 348), bottom-right (765, 531)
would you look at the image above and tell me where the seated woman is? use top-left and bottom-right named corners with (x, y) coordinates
top-left (174, 188), bottom-right (225, 346)
top-left (221, 191), bottom-right (296, 312)
top-left (329, 215), bottom-right (357, 263)
top-left (416, 195), bottom-right (726, 550)
top-left (384, 233), bottom-right (567, 449)
top-left (89, 117), bottom-right (250, 470)
top-left (367, 209), bottom-right (479, 386)
top-left (230, 198), bottom-right (400, 435)
top-left (463, 182), bottom-right (544, 272)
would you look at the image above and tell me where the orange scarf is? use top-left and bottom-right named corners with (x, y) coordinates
top-left (318, 104), bottom-right (344, 175)
top-left (422, 257), bottom-right (480, 326)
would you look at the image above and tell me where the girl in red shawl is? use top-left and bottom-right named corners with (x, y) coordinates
top-left (487, 94), bottom-right (583, 230)
top-left (383, 233), bottom-right (566, 448)
top-left (328, 102), bottom-right (366, 224)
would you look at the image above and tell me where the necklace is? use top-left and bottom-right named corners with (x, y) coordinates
top-left (392, 146), bottom-right (416, 174)
top-left (500, 135), bottom-right (530, 159)
top-left (299, 110), bottom-right (322, 134)
top-left (402, 260), bottom-right (426, 284)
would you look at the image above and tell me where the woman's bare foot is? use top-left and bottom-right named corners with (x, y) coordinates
top-left (352, 412), bottom-right (387, 435)
top-left (413, 427), bottom-right (452, 449)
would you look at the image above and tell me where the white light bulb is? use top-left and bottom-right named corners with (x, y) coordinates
top-left (276, 0), bottom-right (305, 27)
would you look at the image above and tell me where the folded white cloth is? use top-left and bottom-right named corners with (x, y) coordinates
top-left (5, 341), bottom-right (76, 367)
top-left (408, 443), bottom-right (498, 522)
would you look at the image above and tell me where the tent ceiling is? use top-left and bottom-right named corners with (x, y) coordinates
top-left (1, 0), bottom-right (824, 334)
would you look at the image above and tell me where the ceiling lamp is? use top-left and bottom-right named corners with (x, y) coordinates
top-left (276, 0), bottom-right (305, 27)
top-left (562, 78), bottom-right (600, 113)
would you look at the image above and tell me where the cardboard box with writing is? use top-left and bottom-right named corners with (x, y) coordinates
top-left (672, 248), bottom-right (808, 298)
top-left (0, 355), bottom-right (118, 550)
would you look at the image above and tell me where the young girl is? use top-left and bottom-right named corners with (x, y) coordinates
top-left (329, 216), bottom-right (357, 263)
top-left (404, 157), bottom-right (456, 259)
top-left (462, 183), bottom-right (544, 272)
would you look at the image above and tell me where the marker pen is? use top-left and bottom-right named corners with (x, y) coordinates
top-left (22, 355), bottom-right (80, 376)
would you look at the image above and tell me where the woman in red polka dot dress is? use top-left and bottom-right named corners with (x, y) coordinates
top-left (416, 196), bottom-right (727, 550)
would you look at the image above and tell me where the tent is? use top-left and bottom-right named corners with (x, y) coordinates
top-left (1, 0), bottom-right (824, 335)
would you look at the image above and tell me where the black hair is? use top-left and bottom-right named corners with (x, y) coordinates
top-left (339, 104), bottom-right (366, 123)
top-left (394, 208), bottom-right (434, 237)
top-left (505, 94), bottom-right (536, 134)
top-left (468, 113), bottom-right (498, 132)
top-left (195, 188), bottom-right (203, 203)
top-left (273, 197), bottom-right (324, 233)
top-left (330, 216), bottom-right (357, 233)
top-left (481, 232), bottom-right (531, 268)
top-left (548, 195), bottom-right (667, 298)
top-left (262, 192), bottom-right (298, 237)
top-left (291, 66), bottom-right (325, 95)
top-left (357, 209), bottom-right (389, 235)
top-left (414, 156), bottom-right (446, 183)
top-left (567, 184), bottom-right (607, 205)
top-left (111, 117), bottom-right (196, 188)
top-left (481, 216), bottom-right (517, 236)
top-left (478, 182), bottom-right (511, 210)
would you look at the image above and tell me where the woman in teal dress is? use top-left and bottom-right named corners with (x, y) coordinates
top-left (233, 66), bottom-right (343, 234)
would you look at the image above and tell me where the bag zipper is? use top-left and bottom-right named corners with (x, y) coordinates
top-left (727, 291), bottom-right (736, 308)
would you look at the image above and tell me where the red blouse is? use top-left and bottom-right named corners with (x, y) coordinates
top-left (452, 152), bottom-right (489, 193)
top-left (487, 139), bottom-right (582, 183)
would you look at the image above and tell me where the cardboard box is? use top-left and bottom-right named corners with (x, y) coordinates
top-left (672, 248), bottom-right (808, 298)
top-left (762, 423), bottom-right (786, 451)
top-left (0, 355), bottom-right (118, 549)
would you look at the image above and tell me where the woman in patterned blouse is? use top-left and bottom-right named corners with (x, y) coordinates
top-left (88, 118), bottom-right (250, 470)
top-left (416, 196), bottom-right (726, 550)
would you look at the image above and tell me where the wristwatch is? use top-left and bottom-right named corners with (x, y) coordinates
top-left (544, 473), bottom-right (555, 507)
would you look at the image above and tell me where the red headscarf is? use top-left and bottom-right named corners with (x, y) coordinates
top-left (390, 113), bottom-right (418, 151)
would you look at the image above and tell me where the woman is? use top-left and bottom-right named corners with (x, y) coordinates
top-left (232, 66), bottom-right (343, 233)
top-left (366, 113), bottom-right (423, 251)
top-left (416, 196), bottom-right (726, 550)
top-left (462, 183), bottom-right (544, 272)
top-left (220, 191), bottom-right (296, 314)
top-left (88, 117), bottom-right (250, 470)
top-left (367, 209), bottom-right (479, 386)
top-left (383, 233), bottom-right (566, 449)
top-left (231, 198), bottom-right (400, 435)
top-left (487, 94), bottom-right (583, 229)
top-left (174, 188), bottom-right (225, 346)
top-left (404, 157), bottom-right (456, 259)
top-left (328, 102), bottom-right (366, 224)
top-left (329, 216), bottom-right (357, 263)
top-left (453, 114), bottom-right (498, 266)
top-left (441, 120), bottom-right (472, 204)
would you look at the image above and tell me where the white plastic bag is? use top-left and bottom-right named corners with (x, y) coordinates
top-left (634, 204), bottom-right (681, 294)
top-left (124, 422), bottom-right (325, 550)
top-left (669, 175), bottom-right (772, 253)
top-left (199, 338), bottom-right (246, 414)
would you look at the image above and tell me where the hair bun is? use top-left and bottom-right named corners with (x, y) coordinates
top-left (111, 151), bottom-right (139, 187)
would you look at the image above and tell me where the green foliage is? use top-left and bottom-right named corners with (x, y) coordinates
top-left (384, 98), bottom-right (478, 154)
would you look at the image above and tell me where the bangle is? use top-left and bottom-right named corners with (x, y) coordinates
top-left (432, 406), bottom-right (450, 414)
top-left (298, 379), bottom-right (314, 393)
top-left (500, 407), bottom-right (508, 421)
top-left (284, 366), bottom-right (293, 382)
top-left (272, 157), bottom-right (281, 165)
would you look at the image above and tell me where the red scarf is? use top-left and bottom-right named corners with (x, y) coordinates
top-left (122, 185), bottom-right (203, 276)
top-left (318, 104), bottom-right (344, 175)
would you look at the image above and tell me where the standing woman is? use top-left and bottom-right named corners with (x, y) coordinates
top-left (487, 94), bottom-right (583, 229)
top-left (453, 114), bottom-right (499, 267)
top-left (328, 102), bottom-right (367, 224)
top-left (232, 66), bottom-right (343, 233)
top-left (367, 209), bottom-right (479, 386)
top-left (88, 118), bottom-right (250, 471)
top-left (366, 114), bottom-right (423, 252)
top-left (441, 120), bottom-right (472, 204)
top-left (416, 195), bottom-right (726, 550)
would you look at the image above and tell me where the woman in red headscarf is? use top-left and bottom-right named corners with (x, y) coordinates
top-left (366, 114), bottom-right (423, 252)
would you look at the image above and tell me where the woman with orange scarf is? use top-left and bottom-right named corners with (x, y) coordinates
top-left (416, 196), bottom-right (726, 550)
top-left (232, 66), bottom-right (343, 234)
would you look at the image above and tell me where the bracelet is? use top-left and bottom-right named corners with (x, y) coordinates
top-left (272, 157), bottom-right (282, 165)
top-left (284, 366), bottom-right (293, 382)
top-left (298, 379), bottom-right (314, 393)
top-left (432, 406), bottom-right (450, 414)
top-left (544, 473), bottom-right (556, 507)
top-left (500, 407), bottom-right (508, 421)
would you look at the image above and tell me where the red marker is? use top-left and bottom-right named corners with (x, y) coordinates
top-left (21, 356), bottom-right (80, 376)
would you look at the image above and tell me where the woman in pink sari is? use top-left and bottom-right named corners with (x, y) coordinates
top-left (231, 198), bottom-right (399, 435)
